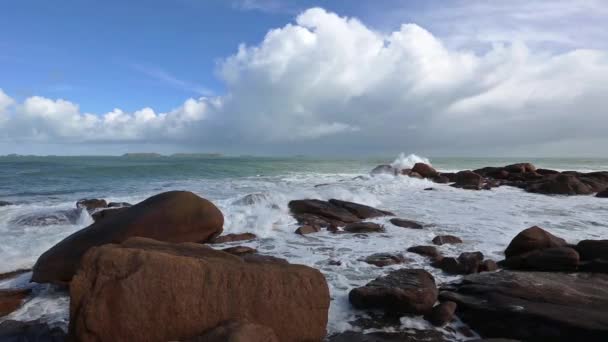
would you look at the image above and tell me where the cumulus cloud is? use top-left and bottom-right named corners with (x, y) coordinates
top-left (1, 7), bottom-right (608, 155)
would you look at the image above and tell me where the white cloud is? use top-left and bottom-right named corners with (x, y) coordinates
top-left (1, 7), bottom-right (608, 155)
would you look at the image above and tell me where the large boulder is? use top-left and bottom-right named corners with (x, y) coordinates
top-left (411, 163), bottom-right (438, 178)
top-left (440, 270), bottom-right (608, 341)
top-left (526, 174), bottom-right (593, 195)
top-left (454, 171), bottom-right (483, 188)
top-left (576, 240), bottom-right (608, 260)
top-left (32, 191), bottom-right (224, 285)
top-left (432, 235), bottom-right (463, 245)
top-left (425, 301), bottom-right (457, 327)
top-left (349, 269), bottom-right (437, 315)
top-left (328, 199), bottom-right (394, 219)
top-left (362, 253), bottom-right (407, 267)
top-left (389, 218), bottom-right (423, 229)
top-left (69, 238), bottom-right (329, 342)
top-left (289, 199), bottom-right (360, 226)
top-left (597, 189), bottom-right (608, 198)
top-left (371, 165), bottom-right (397, 175)
top-left (504, 226), bottom-right (567, 258)
top-left (343, 222), bottom-right (384, 233)
top-left (502, 247), bottom-right (580, 272)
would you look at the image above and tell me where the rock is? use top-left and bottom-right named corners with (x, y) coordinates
top-left (0, 269), bottom-right (31, 281)
top-left (425, 301), bottom-right (457, 326)
top-left (288, 199), bottom-right (359, 226)
top-left (412, 163), bottom-right (438, 178)
top-left (108, 201), bottom-right (132, 208)
top-left (295, 225), bottom-right (320, 235)
top-left (458, 252), bottom-right (484, 274)
top-left (389, 218), bottom-right (423, 229)
top-left (211, 233), bottom-right (257, 244)
top-left (424, 187), bottom-right (435, 191)
top-left (536, 169), bottom-right (559, 176)
top-left (440, 270), bottom-right (608, 341)
top-left (431, 257), bottom-right (462, 274)
top-left (0, 320), bottom-right (66, 342)
top-left (504, 163), bottom-right (536, 173)
top-left (327, 330), bottom-right (448, 342)
top-left (241, 254), bottom-right (289, 265)
top-left (478, 259), bottom-right (498, 272)
top-left (504, 226), bottom-right (567, 258)
top-left (454, 170), bottom-right (483, 188)
top-left (344, 222), bottom-right (384, 233)
top-left (441, 172), bottom-right (456, 182)
top-left (408, 172), bottom-right (423, 179)
top-left (32, 191), bottom-right (224, 285)
top-left (76, 198), bottom-right (107, 212)
top-left (576, 240), bottom-right (608, 260)
top-left (91, 207), bottom-right (129, 222)
top-left (502, 247), bottom-right (580, 272)
top-left (69, 237), bottom-right (329, 342)
top-left (0, 201), bottom-right (12, 206)
top-left (328, 199), bottom-right (394, 219)
top-left (349, 269), bottom-right (438, 315)
top-left (222, 246), bottom-right (257, 256)
top-left (526, 174), bottom-right (593, 195)
top-left (432, 175), bottom-right (450, 184)
top-left (597, 189), bottom-right (608, 198)
top-left (362, 253), bottom-right (407, 267)
top-left (0, 288), bottom-right (31, 317)
top-left (407, 245), bottom-right (441, 259)
top-left (432, 235), bottom-right (463, 245)
top-left (371, 164), bottom-right (397, 175)
top-left (579, 259), bottom-right (608, 273)
top-left (185, 321), bottom-right (279, 342)
top-left (10, 209), bottom-right (81, 227)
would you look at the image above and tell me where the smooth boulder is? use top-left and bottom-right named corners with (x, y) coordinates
top-left (32, 191), bottom-right (224, 285)
top-left (344, 222), bottom-right (384, 233)
top-left (504, 226), bottom-right (566, 258)
top-left (411, 163), bottom-right (438, 178)
top-left (69, 237), bottom-right (329, 342)
top-left (502, 247), bottom-right (580, 272)
top-left (432, 235), bottom-right (463, 245)
top-left (389, 218), bottom-right (423, 229)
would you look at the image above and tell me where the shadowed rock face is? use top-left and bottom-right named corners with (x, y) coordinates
top-left (440, 270), bottom-right (608, 341)
top-left (288, 199), bottom-right (393, 230)
top-left (502, 247), bottom-right (580, 272)
top-left (32, 191), bottom-right (224, 285)
top-left (0, 320), bottom-right (66, 342)
top-left (69, 237), bottom-right (329, 342)
top-left (349, 269), bottom-right (437, 315)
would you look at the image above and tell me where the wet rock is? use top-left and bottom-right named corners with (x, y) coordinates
top-left (0, 288), bottom-right (31, 317)
top-left (424, 187), bottom-right (435, 191)
top-left (412, 163), bottom-right (439, 178)
top-left (241, 254), bottom-right (289, 265)
top-left (185, 320), bottom-right (279, 342)
top-left (407, 245), bottom-right (441, 259)
top-left (349, 269), bottom-right (438, 315)
top-left (576, 240), bottom-right (608, 260)
top-left (295, 225), bottom-right (320, 235)
top-left (440, 270), bottom-right (608, 341)
top-left (362, 253), bottom-right (407, 267)
top-left (344, 222), bottom-right (384, 233)
top-left (371, 164), bottom-right (397, 175)
top-left (232, 193), bottom-right (271, 206)
top-left (431, 257), bottom-right (462, 274)
top-left (425, 301), bottom-right (457, 326)
top-left (328, 199), bottom-right (394, 219)
top-left (432, 235), bottom-right (463, 246)
top-left (502, 247), bottom-right (580, 272)
top-left (327, 330), bottom-right (448, 342)
top-left (91, 207), bottom-right (129, 222)
top-left (288, 199), bottom-right (360, 226)
top-left (107, 201), bottom-right (131, 208)
top-left (441, 172), bottom-right (456, 182)
top-left (222, 246), bottom-right (257, 256)
top-left (211, 233), bottom-right (257, 244)
top-left (33, 191), bottom-right (224, 285)
top-left (432, 175), bottom-right (450, 184)
top-left (454, 170), bottom-right (483, 188)
top-left (458, 252), bottom-right (485, 274)
top-left (389, 218), bottom-right (423, 229)
top-left (504, 226), bottom-right (567, 258)
top-left (10, 209), bottom-right (82, 227)
top-left (76, 198), bottom-right (107, 213)
top-left (526, 174), bottom-right (593, 195)
top-left (478, 259), bottom-right (499, 272)
top-left (408, 172), bottom-right (423, 179)
top-left (597, 189), bottom-right (608, 198)
top-left (504, 163), bottom-right (536, 173)
top-left (0, 320), bottom-right (66, 342)
top-left (328, 259), bottom-right (342, 266)
top-left (536, 168), bottom-right (560, 175)
top-left (69, 237), bottom-right (329, 342)
top-left (579, 259), bottom-right (608, 273)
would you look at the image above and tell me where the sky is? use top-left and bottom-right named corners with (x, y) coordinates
top-left (1, 0), bottom-right (607, 156)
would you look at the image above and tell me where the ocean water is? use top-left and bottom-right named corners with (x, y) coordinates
top-left (1, 154), bottom-right (608, 338)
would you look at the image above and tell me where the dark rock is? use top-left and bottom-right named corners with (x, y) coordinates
top-left (502, 247), bottom-right (579, 272)
top-left (328, 199), bottom-right (394, 219)
top-left (211, 233), bottom-right (257, 244)
top-left (291, 213), bottom-right (337, 229)
top-left (328, 260), bottom-right (342, 266)
top-left (91, 207), bottom-right (129, 222)
top-left (536, 168), bottom-right (559, 175)
top-left (454, 170), bottom-right (483, 188)
top-left (69, 237), bottom-right (329, 342)
top-left (10, 209), bottom-right (81, 227)
top-left (504, 163), bottom-right (536, 173)
top-left (349, 269), bottom-right (438, 315)
top-left (424, 187), bottom-right (435, 191)
top-left (597, 189), bottom-right (608, 198)
top-left (408, 172), bottom-right (423, 179)
top-left (431, 257), bottom-right (462, 274)
top-left (185, 320), bottom-right (279, 342)
top-left (458, 252), bottom-right (484, 274)
top-left (440, 270), bottom-right (608, 341)
top-left (107, 202), bottom-right (131, 208)
top-left (363, 253), bottom-right (407, 267)
top-left (0, 289), bottom-right (31, 317)
top-left (412, 163), bottom-right (438, 178)
top-left (441, 172), bottom-right (456, 182)
top-left (76, 198), bottom-right (107, 213)
top-left (241, 254), bottom-right (289, 265)
top-left (344, 222), bottom-right (384, 233)
top-left (32, 191), bottom-right (224, 285)
top-left (371, 165), bottom-right (397, 175)
top-left (425, 301), bottom-right (457, 326)
top-left (504, 226), bottom-right (567, 258)
top-left (478, 259), bottom-right (499, 272)
top-left (0, 201), bottom-right (12, 206)
top-left (389, 218), bottom-right (423, 229)
top-left (407, 245), bottom-right (441, 259)
top-left (0, 320), bottom-right (66, 342)
top-left (222, 246), bottom-right (257, 256)
top-left (295, 225), bottom-right (320, 235)
top-left (526, 174), bottom-right (593, 195)
top-left (327, 330), bottom-right (448, 342)
top-left (232, 193), bottom-right (271, 206)
top-left (432, 175), bottom-right (450, 184)
top-left (576, 240), bottom-right (608, 260)
top-left (579, 259), bottom-right (608, 273)
top-left (288, 199), bottom-right (359, 225)
top-left (432, 235), bottom-right (463, 245)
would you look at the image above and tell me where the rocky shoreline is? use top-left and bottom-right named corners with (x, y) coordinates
top-left (1, 162), bottom-right (608, 341)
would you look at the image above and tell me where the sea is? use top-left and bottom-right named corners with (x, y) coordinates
top-left (1, 153), bottom-right (607, 338)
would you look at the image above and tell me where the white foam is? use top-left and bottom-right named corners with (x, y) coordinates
top-left (390, 153), bottom-right (431, 171)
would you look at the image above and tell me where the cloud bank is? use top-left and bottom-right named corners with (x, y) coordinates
top-left (1, 7), bottom-right (608, 155)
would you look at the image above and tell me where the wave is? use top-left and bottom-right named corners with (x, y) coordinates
top-left (390, 153), bottom-right (430, 171)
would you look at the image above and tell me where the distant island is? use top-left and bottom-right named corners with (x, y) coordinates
top-left (121, 153), bottom-right (163, 158)
top-left (120, 153), bottom-right (223, 158)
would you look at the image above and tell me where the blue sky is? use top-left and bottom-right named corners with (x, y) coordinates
top-left (1, 0), bottom-right (607, 156)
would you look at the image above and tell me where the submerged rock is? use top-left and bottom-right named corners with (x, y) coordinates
top-left (211, 233), bottom-right (257, 244)
top-left (221, 246), bottom-right (257, 256)
top-left (389, 218), bottom-right (423, 229)
top-left (69, 237), bottom-right (329, 342)
top-left (440, 270), bottom-right (608, 341)
top-left (327, 330), bottom-right (448, 342)
top-left (432, 235), bottom-right (463, 246)
top-left (10, 209), bottom-right (82, 227)
top-left (371, 164), bottom-right (397, 175)
top-left (32, 191), bottom-right (224, 285)
top-left (425, 301), bottom-right (457, 326)
top-left (349, 269), bottom-right (437, 315)
top-left (407, 245), bottom-right (441, 259)
top-left (362, 253), bottom-right (407, 267)
top-left (295, 225), bottom-right (319, 235)
top-left (76, 198), bottom-right (107, 213)
top-left (344, 222), bottom-right (384, 233)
